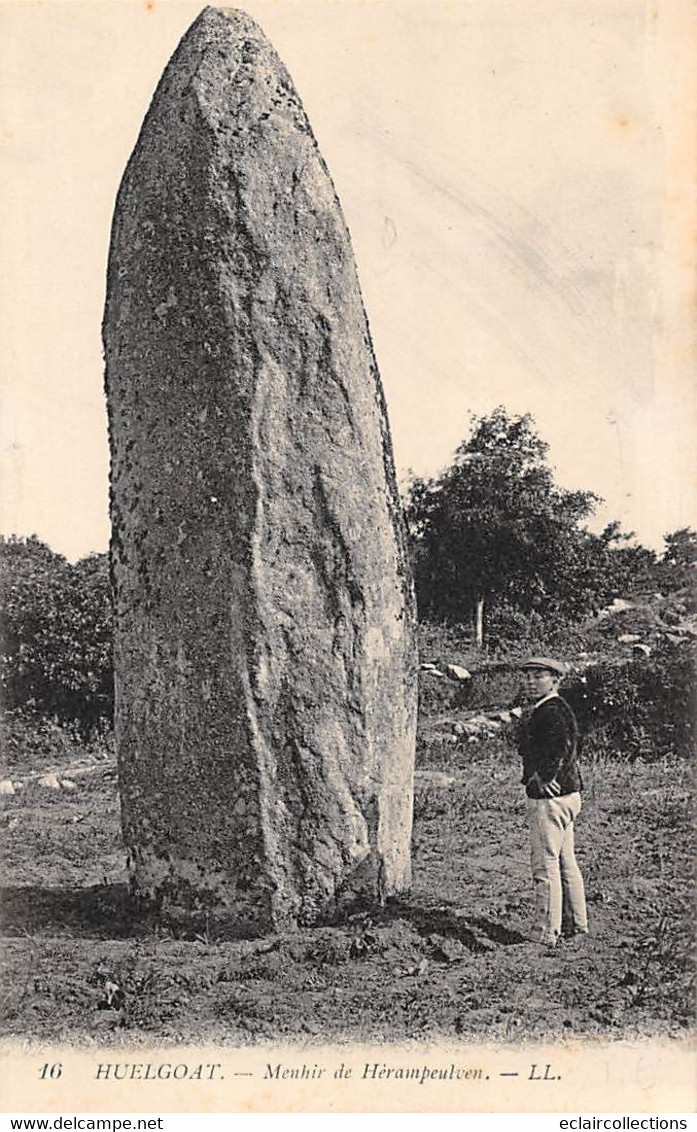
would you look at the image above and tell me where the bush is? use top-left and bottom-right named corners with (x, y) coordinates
top-left (0, 536), bottom-right (113, 734)
top-left (484, 602), bottom-right (547, 649)
top-left (563, 641), bottom-right (695, 760)
top-left (483, 599), bottom-right (597, 656)
top-left (0, 706), bottom-right (113, 775)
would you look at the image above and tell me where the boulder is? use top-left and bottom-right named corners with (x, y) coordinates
top-left (103, 7), bottom-right (417, 931)
top-left (459, 722), bottom-right (480, 736)
top-left (445, 664), bottom-right (471, 682)
top-left (608, 598), bottom-right (635, 614)
top-left (414, 770), bottom-right (456, 789)
top-left (38, 775), bottom-right (61, 791)
top-left (676, 622), bottom-right (697, 638)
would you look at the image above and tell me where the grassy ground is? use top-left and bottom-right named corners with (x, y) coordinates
top-left (1, 714), bottom-right (694, 1047)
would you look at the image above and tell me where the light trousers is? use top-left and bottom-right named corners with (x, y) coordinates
top-left (526, 792), bottom-right (588, 944)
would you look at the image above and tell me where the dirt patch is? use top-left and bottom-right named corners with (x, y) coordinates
top-left (0, 740), bottom-right (694, 1045)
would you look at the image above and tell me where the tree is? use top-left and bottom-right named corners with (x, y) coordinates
top-left (658, 528), bottom-right (697, 593)
top-left (404, 408), bottom-right (603, 641)
top-left (554, 521), bottom-right (657, 617)
top-left (0, 535), bottom-right (113, 732)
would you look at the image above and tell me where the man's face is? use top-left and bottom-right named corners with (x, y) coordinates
top-left (523, 668), bottom-right (557, 701)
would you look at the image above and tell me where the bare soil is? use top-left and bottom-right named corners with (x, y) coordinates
top-left (1, 730), bottom-right (694, 1046)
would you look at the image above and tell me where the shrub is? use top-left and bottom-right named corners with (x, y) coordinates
top-left (563, 641), bottom-right (695, 761)
top-left (484, 602), bottom-right (547, 650)
top-left (0, 706), bottom-right (82, 775)
top-left (483, 599), bottom-right (597, 656)
top-left (0, 536), bottom-right (113, 734)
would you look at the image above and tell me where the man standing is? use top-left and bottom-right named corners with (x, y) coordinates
top-left (517, 656), bottom-right (588, 949)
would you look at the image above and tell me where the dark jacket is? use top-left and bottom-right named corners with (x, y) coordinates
top-left (517, 694), bottom-right (582, 799)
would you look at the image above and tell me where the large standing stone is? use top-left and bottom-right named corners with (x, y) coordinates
top-left (103, 6), bottom-right (417, 932)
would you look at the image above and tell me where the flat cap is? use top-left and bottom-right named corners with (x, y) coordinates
top-left (520, 656), bottom-right (566, 676)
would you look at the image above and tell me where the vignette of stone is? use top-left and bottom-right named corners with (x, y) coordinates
top-left (103, 6), bottom-right (417, 931)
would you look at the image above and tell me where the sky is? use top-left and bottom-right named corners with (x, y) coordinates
top-left (1, 0), bottom-right (695, 561)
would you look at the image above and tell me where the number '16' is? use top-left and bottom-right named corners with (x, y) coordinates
top-left (39, 1063), bottom-right (62, 1080)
